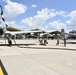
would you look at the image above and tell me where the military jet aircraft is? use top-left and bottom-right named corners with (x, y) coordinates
top-left (60, 29), bottom-right (76, 39)
top-left (0, 5), bottom-right (45, 46)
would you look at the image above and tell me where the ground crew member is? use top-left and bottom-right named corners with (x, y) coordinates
top-left (64, 37), bottom-right (66, 46)
top-left (56, 35), bottom-right (59, 45)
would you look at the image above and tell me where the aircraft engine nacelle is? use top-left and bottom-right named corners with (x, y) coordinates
top-left (0, 28), bottom-right (4, 35)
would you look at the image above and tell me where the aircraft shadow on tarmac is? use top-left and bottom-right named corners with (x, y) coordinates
top-left (61, 41), bottom-right (76, 44)
top-left (0, 43), bottom-right (76, 51)
top-left (0, 43), bottom-right (36, 46)
top-left (66, 42), bottom-right (76, 44)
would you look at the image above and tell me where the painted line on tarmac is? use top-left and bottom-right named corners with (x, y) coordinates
top-left (0, 59), bottom-right (8, 75)
top-left (19, 45), bottom-right (76, 51)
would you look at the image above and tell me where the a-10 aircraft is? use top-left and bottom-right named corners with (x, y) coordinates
top-left (0, 5), bottom-right (44, 46)
top-left (60, 28), bottom-right (76, 39)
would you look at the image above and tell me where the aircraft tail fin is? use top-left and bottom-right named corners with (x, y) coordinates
top-left (61, 29), bottom-right (65, 38)
top-left (61, 29), bottom-right (65, 33)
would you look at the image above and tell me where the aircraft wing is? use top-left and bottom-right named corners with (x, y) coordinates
top-left (64, 32), bottom-right (76, 36)
top-left (6, 30), bottom-right (44, 35)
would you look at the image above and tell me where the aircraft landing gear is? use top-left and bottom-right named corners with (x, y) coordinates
top-left (8, 40), bottom-right (12, 46)
top-left (8, 37), bottom-right (12, 46)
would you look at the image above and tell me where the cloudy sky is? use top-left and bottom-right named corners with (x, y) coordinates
top-left (0, 0), bottom-right (76, 32)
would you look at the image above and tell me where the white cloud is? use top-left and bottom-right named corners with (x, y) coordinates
top-left (21, 8), bottom-right (58, 27)
top-left (6, 21), bottom-right (18, 27)
top-left (45, 20), bottom-right (66, 31)
top-left (31, 4), bottom-right (37, 8)
top-left (4, 0), bottom-right (27, 19)
top-left (66, 10), bottom-right (76, 30)
top-left (69, 10), bottom-right (76, 19)
top-left (20, 9), bottom-right (76, 31)
top-left (21, 8), bottom-right (50, 29)
top-left (21, 8), bottom-right (68, 30)
top-left (58, 11), bottom-right (69, 17)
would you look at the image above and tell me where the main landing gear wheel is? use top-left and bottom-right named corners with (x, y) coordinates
top-left (8, 40), bottom-right (12, 46)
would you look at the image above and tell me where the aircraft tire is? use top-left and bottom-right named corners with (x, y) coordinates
top-left (8, 40), bottom-right (12, 46)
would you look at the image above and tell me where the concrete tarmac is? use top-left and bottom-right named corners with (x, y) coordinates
top-left (0, 39), bottom-right (76, 75)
